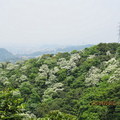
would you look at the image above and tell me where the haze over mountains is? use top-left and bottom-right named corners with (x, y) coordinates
top-left (0, 44), bottom-right (93, 62)
top-left (21, 44), bottom-right (93, 58)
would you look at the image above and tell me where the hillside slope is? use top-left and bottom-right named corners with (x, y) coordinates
top-left (0, 48), bottom-right (18, 62)
top-left (0, 43), bottom-right (120, 120)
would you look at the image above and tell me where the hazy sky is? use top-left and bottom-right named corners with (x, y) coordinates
top-left (0, 0), bottom-right (120, 48)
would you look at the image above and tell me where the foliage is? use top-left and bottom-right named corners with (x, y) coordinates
top-left (0, 43), bottom-right (120, 119)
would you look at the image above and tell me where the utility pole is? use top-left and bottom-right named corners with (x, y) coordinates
top-left (118, 23), bottom-right (120, 43)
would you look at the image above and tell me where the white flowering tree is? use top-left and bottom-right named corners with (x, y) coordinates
top-left (34, 64), bottom-right (50, 87)
top-left (46, 74), bottom-right (57, 85)
top-left (18, 75), bottom-right (28, 83)
top-left (39, 64), bottom-right (50, 78)
top-left (6, 63), bottom-right (19, 71)
top-left (108, 68), bottom-right (120, 83)
top-left (100, 58), bottom-right (119, 78)
top-left (70, 53), bottom-right (81, 63)
top-left (57, 58), bottom-right (68, 69)
top-left (106, 51), bottom-right (111, 56)
top-left (85, 66), bottom-right (101, 86)
top-left (50, 67), bottom-right (59, 74)
top-left (42, 83), bottom-right (64, 102)
top-left (20, 65), bottom-right (28, 73)
top-left (0, 76), bottom-right (9, 86)
top-left (57, 53), bottom-right (81, 71)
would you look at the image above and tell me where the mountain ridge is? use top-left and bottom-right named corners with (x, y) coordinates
top-left (20, 44), bottom-right (93, 57)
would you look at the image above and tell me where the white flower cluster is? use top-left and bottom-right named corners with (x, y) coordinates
top-left (11, 74), bottom-right (28, 83)
top-left (36, 65), bottom-right (59, 86)
top-left (42, 82), bottom-right (64, 102)
top-left (6, 63), bottom-right (19, 71)
top-left (20, 65), bottom-right (28, 71)
top-left (38, 65), bottom-right (64, 102)
top-left (87, 55), bottom-right (95, 59)
top-left (101, 58), bottom-right (118, 77)
top-left (85, 58), bottom-right (120, 85)
top-left (57, 53), bottom-right (81, 70)
top-left (102, 58), bottom-right (117, 67)
top-left (20, 112), bottom-right (36, 120)
top-left (85, 66), bottom-right (101, 86)
top-left (39, 64), bottom-right (50, 78)
top-left (0, 71), bottom-right (6, 76)
top-left (52, 67), bottom-right (59, 74)
top-left (19, 75), bottom-right (28, 82)
top-left (70, 53), bottom-right (81, 62)
top-left (45, 74), bottom-right (57, 85)
top-left (108, 68), bottom-right (120, 83)
top-left (46, 67), bottom-right (60, 85)
top-left (39, 64), bottom-right (49, 73)
top-left (0, 76), bottom-right (10, 85)
top-left (106, 51), bottom-right (111, 56)
top-left (53, 82), bottom-right (64, 92)
top-left (57, 58), bottom-right (68, 69)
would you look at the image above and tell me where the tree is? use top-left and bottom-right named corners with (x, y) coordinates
top-left (0, 87), bottom-right (24, 120)
top-left (41, 110), bottom-right (77, 120)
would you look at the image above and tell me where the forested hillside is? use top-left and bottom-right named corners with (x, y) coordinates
top-left (0, 43), bottom-right (120, 120)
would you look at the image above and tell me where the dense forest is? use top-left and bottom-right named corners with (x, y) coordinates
top-left (0, 43), bottom-right (120, 120)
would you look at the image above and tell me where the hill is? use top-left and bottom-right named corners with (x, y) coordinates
top-left (22, 44), bottom-right (93, 58)
top-left (0, 48), bottom-right (18, 62)
top-left (0, 43), bottom-right (120, 120)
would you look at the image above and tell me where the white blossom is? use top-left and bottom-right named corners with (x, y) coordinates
top-left (0, 76), bottom-right (8, 84)
top-left (19, 75), bottom-right (28, 82)
top-left (57, 54), bottom-right (80, 71)
top-left (106, 51), bottom-right (111, 56)
top-left (53, 67), bottom-right (59, 73)
top-left (49, 74), bottom-right (57, 82)
top-left (70, 53), bottom-right (81, 63)
top-left (57, 58), bottom-right (68, 69)
top-left (42, 82), bottom-right (64, 102)
top-left (87, 55), bottom-right (95, 59)
top-left (108, 68), bottom-right (120, 83)
top-left (39, 64), bottom-right (49, 73)
top-left (0, 71), bottom-right (6, 76)
top-left (103, 58), bottom-right (117, 66)
top-left (20, 65), bottom-right (28, 71)
top-left (6, 63), bottom-right (19, 70)
top-left (53, 83), bottom-right (64, 92)
top-left (20, 112), bottom-right (36, 120)
top-left (15, 75), bottom-right (28, 83)
top-left (85, 66), bottom-right (101, 86)
top-left (101, 58), bottom-right (118, 77)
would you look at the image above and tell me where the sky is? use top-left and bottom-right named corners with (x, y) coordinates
top-left (0, 0), bottom-right (120, 49)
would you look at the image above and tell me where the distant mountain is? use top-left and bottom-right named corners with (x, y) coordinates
top-left (0, 48), bottom-right (19, 62)
top-left (56, 44), bottom-right (93, 52)
top-left (22, 44), bottom-right (93, 58)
